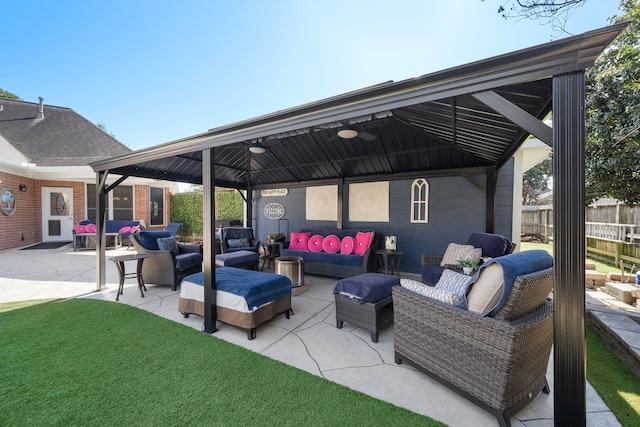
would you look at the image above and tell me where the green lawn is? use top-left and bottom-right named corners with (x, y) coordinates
top-left (0, 299), bottom-right (443, 427)
top-left (520, 241), bottom-right (619, 275)
top-left (521, 240), bottom-right (640, 426)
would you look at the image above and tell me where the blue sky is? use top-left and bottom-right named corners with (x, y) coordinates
top-left (2, 0), bottom-right (621, 150)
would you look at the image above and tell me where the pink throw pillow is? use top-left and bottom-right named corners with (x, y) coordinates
top-left (355, 231), bottom-right (374, 256)
top-left (322, 234), bottom-right (340, 253)
top-left (289, 232), bottom-right (311, 250)
top-left (118, 226), bottom-right (131, 234)
top-left (308, 235), bottom-right (324, 252)
top-left (86, 223), bottom-right (97, 233)
top-left (129, 226), bottom-right (139, 233)
top-left (340, 236), bottom-right (356, 255)
top-left (74, 225), bottom-right (87, 234)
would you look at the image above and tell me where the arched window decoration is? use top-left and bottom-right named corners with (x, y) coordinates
top-left (411, 178), bottom-right (429, 223)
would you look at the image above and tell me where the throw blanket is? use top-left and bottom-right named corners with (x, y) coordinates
top-left (463, 249), bottom-right (553, 316)
top-left (333, 273), bottom-right (400, 303)
top-left (183, 268), bottom-right (292, 311)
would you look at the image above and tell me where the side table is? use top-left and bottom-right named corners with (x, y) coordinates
top-left (261, 241), bottom-right (285, 271)
top-left (375, 249), bottom-right (403, 275)
top-left (109, 253), bottom-right (149, 301)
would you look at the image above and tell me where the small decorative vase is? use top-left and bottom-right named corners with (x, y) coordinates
top-left (463, 267), bottom-right (473, 275)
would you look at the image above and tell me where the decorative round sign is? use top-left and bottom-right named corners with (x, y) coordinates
top-left (0, 187), bottom-right (16, 216)
top-left (264, 202), bottom-right (285, 219)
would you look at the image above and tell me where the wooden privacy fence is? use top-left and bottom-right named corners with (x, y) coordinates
top-left (522, 205), bottom-right (640, 268)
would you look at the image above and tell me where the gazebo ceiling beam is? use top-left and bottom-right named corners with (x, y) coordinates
top-left (472, 90), bottom-right (552, 146)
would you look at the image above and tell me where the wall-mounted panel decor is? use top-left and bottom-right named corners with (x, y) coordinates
top-left (349, 181), bottom-right (389, 222)
top-left (306, 185), bottom-right (338, 221)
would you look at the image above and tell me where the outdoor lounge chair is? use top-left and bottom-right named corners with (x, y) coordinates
top-left (219, 227), bottom-right (260, 254)
top-left (164, 222), bottom-right (182, 236)
top-left (130, 230), bottom-right (202, 291)
top-left (394, 250), bottom-right (554, 426)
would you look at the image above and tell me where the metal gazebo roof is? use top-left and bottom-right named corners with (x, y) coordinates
top-left (91, 24), bottom-right (623, 189)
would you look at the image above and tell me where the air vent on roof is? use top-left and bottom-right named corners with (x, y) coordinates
top-left (37, 97), bottom-right (44, 120)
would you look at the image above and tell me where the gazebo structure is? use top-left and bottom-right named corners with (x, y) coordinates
top-left (91, 23), bottom-right (628, 425)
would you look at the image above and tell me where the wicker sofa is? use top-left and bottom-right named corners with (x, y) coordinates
top-left (281, 229), bottom-right (379, 278)
top-left (394, 250), bottom-right (554, 427)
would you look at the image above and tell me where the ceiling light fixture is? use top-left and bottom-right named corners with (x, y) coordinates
top-left (337, 129), bottom-right (358, 139)
top-left (249, 145), bottom-right (266, 154)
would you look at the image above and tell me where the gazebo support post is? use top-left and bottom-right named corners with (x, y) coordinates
top-left (553, 70), bottom-right (586, 426)
top-left (203, 148), bottom-right (217, 334)
top-left (95, 171), bottom-right (108, 291)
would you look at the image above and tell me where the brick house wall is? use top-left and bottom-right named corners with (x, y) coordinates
top-left (0, 171), bottom-right (172, 251)
top-left (0, 172), bottom-right (38, 250)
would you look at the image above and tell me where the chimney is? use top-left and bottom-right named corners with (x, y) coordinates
top-left (37, 97), bottom-right (44, 120)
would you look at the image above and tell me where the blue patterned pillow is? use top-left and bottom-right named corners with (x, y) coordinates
top-left (157, 236), bottom-right (179, 254)
top-left (435, 269), bottom-right (471, 295)
top-left (227, 238), bottom-right (250, 248)
top-left (400, 277), bottom-right (465, 307)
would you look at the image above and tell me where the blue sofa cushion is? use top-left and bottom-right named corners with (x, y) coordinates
top-left (137, 231), bottom-right (171, 250)
top-left (77, 220), bottom-right (140, 234)
top-left (105, 220), bottom-right (140, 234)
top-left (281, 249), bottom-right (364, 267)
top-left (421, 264), bottom-right (445, 285)
top-left (175, 252), bottom-right (203, 272)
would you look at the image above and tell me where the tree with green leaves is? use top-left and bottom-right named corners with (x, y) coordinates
top-left (523, 156), bottom-right (553, 205)
top-left (0, 88), bottom-right (20, 100)
top-left (585, 0), bottom-right (640, 205)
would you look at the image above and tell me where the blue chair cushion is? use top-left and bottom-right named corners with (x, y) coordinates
top-left (175, 252), bottom-right (203, 272)
top-left (137, 231), bottom-right (171, 250)
top-left (466, 233), bottom-right (512, 258)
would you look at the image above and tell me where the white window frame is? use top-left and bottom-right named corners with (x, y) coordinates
top-left (411, 178), bottom-right (429, 223)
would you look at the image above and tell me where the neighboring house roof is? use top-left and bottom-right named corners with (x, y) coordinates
top-left (0, 97), bottom-right (130, 167)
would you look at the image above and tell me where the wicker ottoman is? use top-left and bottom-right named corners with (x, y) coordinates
top-left (333, 273), bottom-right (399, 342)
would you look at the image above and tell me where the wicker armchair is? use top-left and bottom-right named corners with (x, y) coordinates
top-left (219, 227), bottom-right (260, 254)
top-left (393, 265), bottom-right (553, 427)
top-left (130, 231), bottom-right (202, 291)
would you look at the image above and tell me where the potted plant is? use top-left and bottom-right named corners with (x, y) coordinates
top-left (267, 232), bottom-right (285, 243)
top-left (458, 258), bottom-right (478, 275)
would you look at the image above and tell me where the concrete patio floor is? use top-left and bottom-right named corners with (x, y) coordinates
top-left (0, 244), bottom-right (624, 426)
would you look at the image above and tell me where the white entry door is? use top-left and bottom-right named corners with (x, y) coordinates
top-left (42, 187), bottom-right (74, 242)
